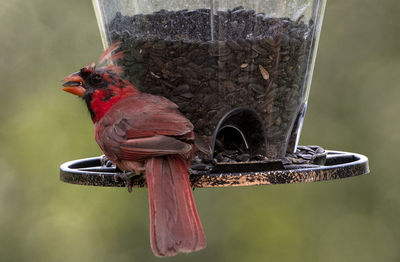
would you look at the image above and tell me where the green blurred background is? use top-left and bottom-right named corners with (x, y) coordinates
top-left (0, 0), bottom-right (399, 261)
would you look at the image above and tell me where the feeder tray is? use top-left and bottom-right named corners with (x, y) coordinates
top-left (59, 148), bottom-right (369, 188)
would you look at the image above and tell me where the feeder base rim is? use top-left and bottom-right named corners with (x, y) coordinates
top-left (59, 148), bottom-right (369, 188)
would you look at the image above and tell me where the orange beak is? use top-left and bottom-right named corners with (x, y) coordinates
top-left (61, 73), bottom-right (85, 97)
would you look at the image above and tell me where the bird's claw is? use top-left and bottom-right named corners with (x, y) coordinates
top-left (100, 155), bottom-right (114, 167)
top-left (114, 171), bottom-right (137, 193)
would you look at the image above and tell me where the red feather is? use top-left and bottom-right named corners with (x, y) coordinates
top-left (63, 46), bottom-right (206, 257)
top-left (93, 90), bottom-right (206, 257)
top-left (146, 156), bottom-right (206, 257)
top-left (99, 41), bottom-right (123, 64)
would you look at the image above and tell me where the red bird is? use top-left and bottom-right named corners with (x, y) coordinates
top-left (62, 43), bottom-right (206, 257)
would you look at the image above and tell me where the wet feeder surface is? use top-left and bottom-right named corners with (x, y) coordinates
top-left (60, 147), bottom-right (369, 188)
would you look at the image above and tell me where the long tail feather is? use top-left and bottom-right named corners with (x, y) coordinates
top-left (145, 156), bottom-right (206, 257)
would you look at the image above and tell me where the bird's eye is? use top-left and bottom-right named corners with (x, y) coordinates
top-left (90, 74), bottom-right (102, 84)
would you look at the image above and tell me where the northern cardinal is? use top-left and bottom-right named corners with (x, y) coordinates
top-left (62, 43), bottom-right (206, 257)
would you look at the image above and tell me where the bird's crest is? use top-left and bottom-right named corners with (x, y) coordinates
top-left (95, 42), bottom-right (124, 75)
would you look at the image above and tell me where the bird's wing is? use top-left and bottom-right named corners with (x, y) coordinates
top-left (96, 94), bottom-right (194, 162)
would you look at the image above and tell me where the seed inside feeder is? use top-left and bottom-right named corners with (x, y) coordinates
top-left (108, 6), bottom-right (313, 160)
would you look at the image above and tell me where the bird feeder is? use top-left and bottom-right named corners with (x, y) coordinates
top-left (60, 0), bottom-right (369, 187)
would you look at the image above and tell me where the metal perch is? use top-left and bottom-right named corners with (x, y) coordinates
top-left (60, 149), bottom-right (369, 188)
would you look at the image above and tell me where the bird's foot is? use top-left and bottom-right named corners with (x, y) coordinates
top-left (114, 171), bottom-right (137, 193)
top-left (100, 155), bottom-right (114, 167)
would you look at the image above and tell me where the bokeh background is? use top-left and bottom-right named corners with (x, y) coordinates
top-left (0, 0), bottom-right (399, 261)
